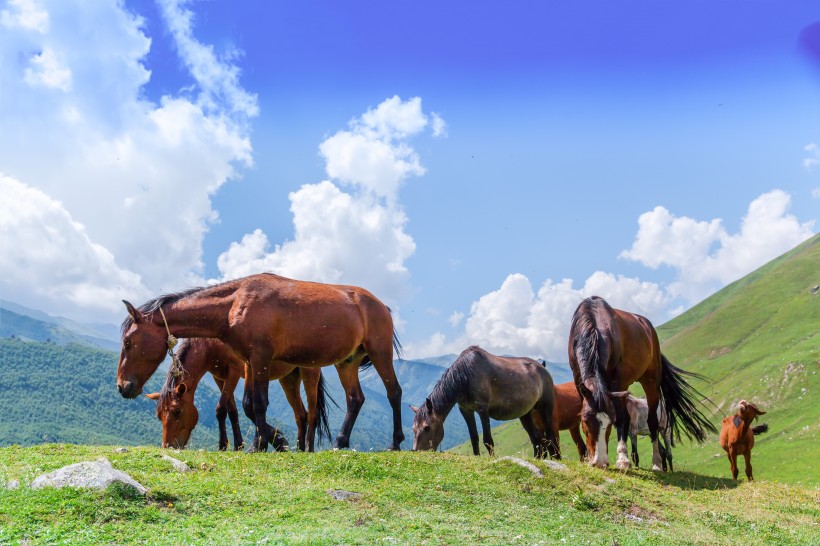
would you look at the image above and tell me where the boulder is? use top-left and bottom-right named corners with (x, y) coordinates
top-left (30, 457), bottom-right (147, 495)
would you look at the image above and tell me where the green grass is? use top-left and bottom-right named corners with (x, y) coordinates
top-left (0, 444), bottom-right (817, 545)
top-left (452, 235), bottom-right (820, 488)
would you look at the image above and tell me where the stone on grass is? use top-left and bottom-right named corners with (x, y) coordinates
top-left (162, 454), bottom-right (191, 473)
top-left (6, 479), bottom-right (20, 490)
top-left (30, 457), bottom-right (147, 495)
top-left (327, 489), bottom-right (361, 501)
top-left (494, 456), bottom-right (567, 477)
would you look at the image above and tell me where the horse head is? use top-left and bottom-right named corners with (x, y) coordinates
top-left (410, 398), bottom-right (444, 451)
top-left (146, 382), bottom-right (198, 449)
top-left (577, 383), bottom-right (628, 468)
top-left (117, 300), bottom-right (169, 398)
top-left (738, 400), bottom-right (766, 422)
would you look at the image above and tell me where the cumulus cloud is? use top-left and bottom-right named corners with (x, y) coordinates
top-left (408, 189), bottom-right (814, 361)
top-left (216, 96), bottom-right (440, 305)
top-left (407, 271), bottom-right (669, 362)
top-left (0, 0), bottom-right (255, 320)
top-left (620, 190), bottom-right (814, 302)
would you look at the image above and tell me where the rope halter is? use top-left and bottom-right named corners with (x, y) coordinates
top-left (158, 306), bottom-right (184, 378)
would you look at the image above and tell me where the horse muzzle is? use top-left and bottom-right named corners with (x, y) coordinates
top-left (118, 381), bottom-right (142, 399)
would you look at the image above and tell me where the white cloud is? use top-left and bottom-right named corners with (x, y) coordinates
top-left (0, 1), bottom-right (256, 320)
top-left (448, 311), bottom-right (464, 327)
top-left (803, 143), bottom-right (820, 170)
top-left (409, 190), bottom-right (813, 361)
top-left (216, 96), bottom-right (440, 305)
top-left (0, 174), bottom-right (148, 319)
top-left (621, 190), bottom-right (814, 303)
top-left (406, 271), bottom-right (669, 362)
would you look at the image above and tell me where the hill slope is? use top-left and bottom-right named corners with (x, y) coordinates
top-left (0, 445), bottom-right (816, 544)
top-left (452, 234), bottom-right (820, 486)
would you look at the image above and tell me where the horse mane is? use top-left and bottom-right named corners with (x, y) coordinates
top-left (120, 280), bottom-right (241, 336)
top-left (421, 346), bottom-right (481, 416)
top-left (154, 338), bottom-right (194, 408)
top-left (571, 296), bottom-right (610, 413)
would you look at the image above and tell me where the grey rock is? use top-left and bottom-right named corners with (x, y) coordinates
top-left (327, 489), bottom-right (361, 501)
top-left (30, 457), bottom-right (146, 495)
top-left (113, 447), bottom-right (129, 453)
top-left (6, 479), bottom-right (20, 490)
top-left (162, 454), bottom-right (191, 473)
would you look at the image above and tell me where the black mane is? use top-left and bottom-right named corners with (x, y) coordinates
top-left (570, 296), bottom-right (610, 413)
top-left (419, 346), bottom-right (482, 418)
top-left (120, 284), bottom-right (221, 336)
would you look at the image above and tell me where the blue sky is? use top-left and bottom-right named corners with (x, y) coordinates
top-left (1, 0), bottom-right (817, 361)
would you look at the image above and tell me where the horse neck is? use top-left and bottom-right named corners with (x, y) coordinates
top-left (176, 340), bottom-right (212, 393)
top-left (157, 295), bottom-right (234, 339)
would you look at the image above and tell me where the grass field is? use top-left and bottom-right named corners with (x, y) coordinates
top-left (0, 444), bottom-right (817, 545)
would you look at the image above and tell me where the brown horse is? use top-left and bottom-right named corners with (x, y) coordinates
top-left (568, 296), bottom-right (716, 470)
top-left (411, 346), bottom-right (560, 459)
top-left (118, 273), bottom-right (404, 451)
top-left (552, 381), bottom-right (586, 462)
top-left (719, 400), bottom-right (768, 481)
top-left (145, 337), bottom-right (331, 452)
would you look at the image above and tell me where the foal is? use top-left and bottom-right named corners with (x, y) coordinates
top-left (613, 392), bottom-right (674, 471)
top-left (719, 400), bottom-right (768, 481)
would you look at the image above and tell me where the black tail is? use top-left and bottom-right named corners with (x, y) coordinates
top-left (660, 354), bottom-right (718, 443)
top-left (752, 423), bottom-right (769, 435)
top-left (315, 371), bottom-right (338, 444)
top-left (393, 329), bottom-right (404, 361)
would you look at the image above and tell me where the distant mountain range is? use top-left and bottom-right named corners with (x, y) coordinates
top-left (0, 299), bottom-right (573, 452)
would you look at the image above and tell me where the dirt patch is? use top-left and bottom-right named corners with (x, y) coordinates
top-left (709, 346), bottom-right (733, 358)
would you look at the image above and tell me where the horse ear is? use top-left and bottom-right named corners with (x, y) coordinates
top-left (409, 404), bottom-right (419, 414)
top-left (175, 383), bottom-right (187, 396)
top-left (425, 398), bottom-right (434, 413)
top-left (145, 392), bottom-right (160, 400)
top-left (123, 300), bottom-right (141, 322)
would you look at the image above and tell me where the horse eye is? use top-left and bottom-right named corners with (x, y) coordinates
top-left (124, 340), bottom-right (131, 348)
top-left (423, 425), bottom-right (430, 432)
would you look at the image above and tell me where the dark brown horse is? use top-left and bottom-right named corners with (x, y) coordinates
top-left (568, 296), bottom-right (715, 470)
top-left (552, 381), bottom-right (586, 461)
top-left (411, 346), bottom-right (560, 459)
top-left (118, 273), bottom-right (404, 451)
top-left (145, 337), bottom-right (331, 452)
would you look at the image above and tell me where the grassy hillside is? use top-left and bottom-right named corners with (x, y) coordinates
top-left (452, 235), bottom-right (820, 487)
top-left (0, 445), bottom-right (816, 544)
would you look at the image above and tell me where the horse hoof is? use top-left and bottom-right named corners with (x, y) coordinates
top-left (652, 464), bottom-right (663, 472)
top-left (616, 460), bottom-right (631, 471)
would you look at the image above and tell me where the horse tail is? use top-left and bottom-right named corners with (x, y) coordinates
top-left (315, 371), bottom-right (338, 444)
top-left (393, 330), bottom-right (404, 361)
top-left (752, 423), bottom-right (769, 435)
top-left (659, 354), bottom-right (718, 443)
top-left (359, 355), bottom-right (373, 371)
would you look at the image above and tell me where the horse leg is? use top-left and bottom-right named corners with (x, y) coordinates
top-left (629, 428), bottom-right (639, 468)
top-left (220, 369), bottom-right (244, 451)
top-left (249, 356), bottom-right (275, 452)
top-left (279, 370), bottom-right (307, 452)
top-left (728, 449), bottom-right (739, 481)
top-left (518, 413), bottom-right (543, 458)
top-left (333, 362), bottom-right (365, 449)
top-left (478, 410), bottom-right (494, 456)
top-left (643, 384), bottom-right (664, 471)
top-left (301, 369), bottom-right (321, 453)
top-left (459, 406), bottom-right (481, 456)
top-left (214, 377), bottom-right (230, 451)
top-left (614, 397), bottom-right (631, 470)
top-left (569, 424), bottom-right (587, 462)
top-left (368, 348), bottom-right (405, 451)
top-left (743, 452), bottom-right (753, 481)
top-left (663, 427), bottom-right (673, 472)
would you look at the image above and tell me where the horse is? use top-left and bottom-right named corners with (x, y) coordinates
top-left (411, 346), bottom-right (560, 459)
top-left (145, 337), bottom-right (332, 452)
top-left (568, 296), bottom-right (716, 470)
top-left (614, 392), bottom-right (674, 471)
top-left (552, 381), bottom-right (586, 462)
top-left (719, 400), bottom-right (768, 481)
top-left (118, 273), bottom-right (404, 451)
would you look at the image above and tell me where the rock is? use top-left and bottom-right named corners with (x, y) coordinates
top-left (30, 457), bottom-right (147, 495)
top-left (495, 456), bottom-right (548, 477)
top-left (161, 454), bottom-right (191, 473)
top-left (113, 447), bottom-right (129, 453)
top-left (327, 489), bottom-right (361, 501)
top-left (6, 479), bottom-right (20, 490)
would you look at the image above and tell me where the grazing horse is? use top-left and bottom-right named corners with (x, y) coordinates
top-left (719, 400), bottom-right (768, 481)
top-left (117, 273), bottom-right (404, 451)
top-left (145, 338), bottom-right (332, 452)
top-left (614, 392), bottom-right (674, 471)
top-left (552, 381), bottom-right (586, 462)
top-left (411, 346), bottom-right (560, 459)
top-left (568, 296), bottom-right (716, 470)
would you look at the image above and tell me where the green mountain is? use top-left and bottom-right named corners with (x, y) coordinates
top-left (0, 303), bottom-right (120, 351)
top-left (451, 234), bottom-right (820, 486)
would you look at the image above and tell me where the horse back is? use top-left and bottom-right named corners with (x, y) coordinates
top-left (553, 381), bottom-right (582, 430)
